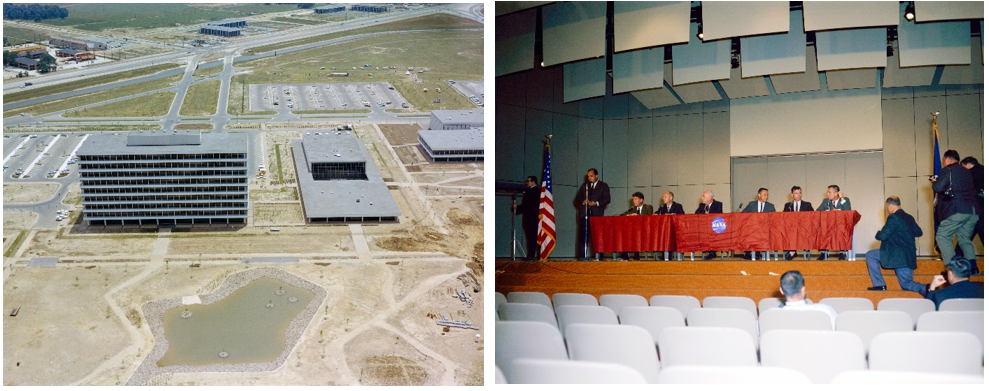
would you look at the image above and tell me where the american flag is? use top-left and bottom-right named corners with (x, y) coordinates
top-left (538, 142), bottom-right (555, 259)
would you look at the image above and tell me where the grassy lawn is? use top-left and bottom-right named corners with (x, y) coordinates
top-left (37, 3), bottom-right (299, 31)
top-left (2, 26), bottom-right (56, 46)
top-left (4, 74), bottom-right (182, 118)
top-left (3, 63), bottom-right (180, 104)
top-left (179, 80), bottom-right (220, 116)
top-left (64, 91), bottom-right (175, 117)
top-left (193, 66), bottom-right (223, 77)
top-left (174, 123), bottom-right (212, 130)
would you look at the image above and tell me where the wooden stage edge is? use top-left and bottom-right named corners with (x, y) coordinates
top-left (494, 257), bottom-right (984, 308)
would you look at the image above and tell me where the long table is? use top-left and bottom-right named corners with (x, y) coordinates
top-left (590, 211), bottom-right (861, 253)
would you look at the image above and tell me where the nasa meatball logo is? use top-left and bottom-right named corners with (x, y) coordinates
top-left (711, 217), bottom-right (727, 233)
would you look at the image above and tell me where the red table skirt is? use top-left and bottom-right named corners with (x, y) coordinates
top-left (590, 211), bottom-right (861, 253)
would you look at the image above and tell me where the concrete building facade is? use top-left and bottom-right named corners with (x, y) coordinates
top-left (315, 5), bottom-right (346, 13)
top-left (49, 35), bottom-right (108, 51)
top-left (428, 110), bottom-right (485, 130)
top-left (418, 128), bottom-right (484, 162)
top-left (199, 25), bottom-right (241, 37)
top-left (351, 4), bottom-right (389, 13)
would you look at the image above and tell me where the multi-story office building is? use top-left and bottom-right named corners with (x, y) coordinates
top-left (428, 110), bottom-right (485, 130)
top-left (418, 128), bottom-right (484, 162)
top-left (76, 130), bottom-right (249, 227)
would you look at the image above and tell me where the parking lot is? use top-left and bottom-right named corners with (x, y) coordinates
top-left (448, 80), bottom-right (484, 107)
top-left (248, 82), bottom-right (411, 113)
top-left (3, 133), bottom-right (86, 180)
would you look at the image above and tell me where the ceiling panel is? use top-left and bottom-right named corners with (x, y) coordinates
top-left (613, 46), bottom-right (665, 94)
top-left (720, 67), bottom-right (770, 99)
top-left (614, 1), bottom-right (690, 52)
top-left (899, 3), bottom-right (971, 68)
top-left (826, 69), bottom-right (878, 91)
top-left (816, 28), bottom-right (887, 71)
top-left (803, 1), bottom-right (899, 31)
top-left (542, 1), bottom-right (607, 66)
top-left (563, 57), bottom-right (607, 103)
top-left (671, 81), bottom-right (722, 104)
top-left (770, 46), bottom-right (822, 94)
top-left (882, 47), bottom-right (937, 88)
top-left (495, 1), bottom-right (554, 17)
top-left (702, 1), bottom-right (789, 41)
top-left (672, 22), bottom-right (731, 85)
top-left (916, 1), bottom-right (984, 22)
top-left (740, 10), bottom-right (806, 78)
top-left (939, 37), bottom-right (984, 85)
top-left (495, 9), bottom-right (536, 77)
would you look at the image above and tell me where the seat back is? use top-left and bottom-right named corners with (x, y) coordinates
top-left (657, 326), bottom-right (758, 367)
top-left (618, 306), bottom-right (685, 346)
top-left (555, 304), bottom-right (618, 337)
top-left (937, 298), bottom-right (983, 312)
top-left (498, 302), bottom-right (558, 329)
top-left (877, 298), bottom-right (935, 328)
top-left (916, 310), bottom-right (984, 345)
top-left (819, 297), bottom-right (874, 314)
top-left (495, 365), bottom-right (507, 384)
top-left (657, 365), bottom-right (812, 384)
top-left (869, 331), bottom-right (983, 375)
top-left (831, 370), bottom-right (986, 384)
top-left (495, 321), bottom-right (569, 373)
top-left (759, 308), bottom-right (833, 334)
top-left (599, 294), bottom-right (647, 315)
top-left (835, 310), bottom-right (913, 354)
top-left (552, 292), bottom-right (598, 311)
top-left (495, 292), bottom-right (507, 309)
top-left (702, 296), bottom-right (758, 318)
top-left (686, 308), bottom-right (758, 347)
top-left (509, 358), bottom-right (648, 384)
top-left (758, 297), bottom-right (784, 315)
top-left (760, 330), bottom-right (866, 384)
top-left (508, 291), bottom-right (553, 309)
top-left (649, 295), bottom-right (700, 320)
top-left (565, 324), bottom-right (660, 383)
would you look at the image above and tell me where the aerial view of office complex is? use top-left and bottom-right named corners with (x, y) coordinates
top-left (3, 3), bottom-right (484, 386)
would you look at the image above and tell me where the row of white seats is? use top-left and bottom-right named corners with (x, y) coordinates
top-left (497, 302), bottom-right (985, 351)
top-left (496, 321), bottom-right (985, 384)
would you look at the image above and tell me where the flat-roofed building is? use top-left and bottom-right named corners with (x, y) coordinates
top-left (56, 48), bottom-right (96, 61)
top-left (76, 130), bottom-right (249, 227)
top-left (351, 4), bottom-right (389, 13)
top-left (49, 35), bottom-right (107, 51)
top-left (418, 128), bottom-right (484, 162)
top-left (14, 57), bottom-right (38, 70)
top-left (428, 109), bottom-right (485, 130)
top-left (199, 25), bottom-right (242, 37)
top-left (207, 19), bottom-right (247, 28)
top-left (315, 5), bottom-right (346, 13)
top-left (292, 131), bottom-right (401, 223)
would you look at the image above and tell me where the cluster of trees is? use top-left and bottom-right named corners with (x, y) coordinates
top-left (2, 50), bottom-right (57, 73)
top-left (2, 3), bottom-right (69, 22)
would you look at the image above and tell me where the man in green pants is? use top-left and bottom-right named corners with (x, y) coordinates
top-left (931, 150), bottom-right (979, 272)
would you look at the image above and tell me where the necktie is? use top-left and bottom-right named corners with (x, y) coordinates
top-left (834, 200), bottom-right (838, 209)
top-left (759, 202), bottom-right (763, 213)
top-left (705, 204), bottom-right (710, 213)
top-left (638, 207), bottom-right (641, 214)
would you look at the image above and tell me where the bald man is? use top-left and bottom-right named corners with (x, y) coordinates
top-left (695, 190), bottom-right (723, 260)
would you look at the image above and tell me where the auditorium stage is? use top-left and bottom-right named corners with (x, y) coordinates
top-left (495, 257), bottom-right (984, 307)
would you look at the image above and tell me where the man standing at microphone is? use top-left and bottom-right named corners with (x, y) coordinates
top-left (575, 168), bottom-right (610, 261)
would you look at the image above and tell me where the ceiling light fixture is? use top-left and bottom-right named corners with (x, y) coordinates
top-left (697, 23), bottom-right (704, 40)
top-left (904, 2), bottom-right (915, 21)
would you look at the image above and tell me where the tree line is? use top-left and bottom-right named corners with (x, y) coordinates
top-left (3, 4), bottom-right (69, 22)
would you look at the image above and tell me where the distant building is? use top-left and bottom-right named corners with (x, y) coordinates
top-left (13, 57), bottom-right (38, 70)
top-left (418, 128), bottom-right (484, 162)
top-left (49, 35), bottom-right (107, 51)
top-left (207, 19), bottom-right (247, 28)
top-left (199, 25), bottom-right (241, 37)
top-left (76, 130), bottom-right (249, 227)
top-left (16, 49), bottom-right (47, 59)
top-left (55, 48), bottom-right (96, 61)
top-left (315, 5), bottom-right (346, 13)
top-left (428, 109), bottom-right (484, 130)
top-left (291, 131), bottom-right (401, 223)
top-left (6, 44), bottom-right (45, 55)
top-left (351, 4), bottom-right (389, 13)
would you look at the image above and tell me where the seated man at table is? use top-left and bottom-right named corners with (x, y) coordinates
top-left (925, 259), bottom-right (984, 310)
top-left (618, 192), bottom-right (652, 260)
top-left (778, 270), bottom-right (838, 330)
top-left (816, 184), bottom-right (851, 260)
top-left (656, 191), bottom-right (684, 215)
top-left (742, 188), bottom-right (775, 260)
top-left (866, 196), bottom-right (927, 295)
top-left (783, 186), bottom-right (814, 260)
top-left (695, 190), bottom-right (723, 260)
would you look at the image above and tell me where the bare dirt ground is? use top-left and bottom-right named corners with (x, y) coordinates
top-left (265, 131), bottom-right (302, 186)
top-left (3, 212), bottom-right (37, 257)
top-left (3, 183), bottom-right (60, 204)
top-left (253, 203), bottom-right (305, 226)
top-left (379, 123), bottom-right (422, 146)
top-left (395, 145), bottom-right (427, 166)
top-left (23, 230), bottom-right (157, 259)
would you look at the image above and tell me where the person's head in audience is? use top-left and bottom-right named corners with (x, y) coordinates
top-left (961, 156), bottom-right (980, 169)
top-left (662, 191), bottom-right (674, 206)
top-left (826, 185), bottom-right (841, 201)
top-left (885, 195), bottom-right (901, 215)
top-left (779, 270), bottom-right (806, 302)
top-left (757, 188), bottom-right (769, 203)
top-left (933, 259), bottom-right (973, 289)
top-left (943, 150), bottom-right (960, 166)
top-left (701, 190), bottom-right (713, 205)
top-left (631, 192), bottom-right (644, 208)
top-left (790, 186), bottom-right (803, 202)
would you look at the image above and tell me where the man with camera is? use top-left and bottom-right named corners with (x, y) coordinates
top-left (930, 150), bottom-right (980, 273)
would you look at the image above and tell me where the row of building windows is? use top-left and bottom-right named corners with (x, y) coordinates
top-left (88, 218), bottom-right (246, 225)
top-left (85, 210), bottom-right (247, 218)
top-left (81, 178), bottom-right (247, 186)
top-left (80, 161), bottom-right (247, 170)
top-left (79, 153), bottom-right (246, 161)
top-left (83, 194), bottom-right (248, 202)
top-left (419, 141), bottom-right (484, 156)
top-left (84, 203), bottom-right (247, 211)
top-left (81, 186), bottom-right (247, 194)
top-left (80, 170), bottom-right (247, 178)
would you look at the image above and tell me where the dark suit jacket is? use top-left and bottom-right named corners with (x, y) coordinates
top-left (934, 163), bottom-right (979, 219)
top-left (621, 204), bottom-right (653, 216)
top-left (656, 202), bottom-right (685, 215)
top-left (516, 185), bottom-right (540, 226)
top-left (877, 209), bottom-right (923, 270)
top-left (695, 200), bottom-right (723, 214)
top-left (742, 201), bottom-right (776, 213)
top-left (817, 197), bottom-right (852, 211)
top-left (575, 180), bottom-right (611, 217)
top-left (926, 280), bottom-right (984, 310)
top-left (782, 200), bottom-right (815, 212)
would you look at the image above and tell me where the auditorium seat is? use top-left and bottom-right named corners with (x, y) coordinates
top-left (869, 332), bottom-right (983, 375)
top-left (916, 311), bottom-right (984, 345)
top-left (702, 296), bottom-right (758, 318)
top-left (818, 297), bottom-right (874, 314)
top-left (495, 365), bottom-right (507, 384)
top-left (508, 358), bottom-right (648, 384)
top-left (877, 298), bottom-right (935, 328)
top-left (495, 292), bottom-right (507, 319)
top-left (599, 294), bottom-right (648, 315)
top-left (498, 302), bottom-right (558, 328)
top-left (495, 321), bottom-right (569, 376)
top-left (937, 298), bottom-right (983, 311)
top-left (565, 324), bottom-right (660, 383)
top-left (758, 297), bottom-right (784, 315)
top-left (656, 365), bottom-right (812, 384)
top-left (552, 292), bottom-right (598, 311)
top-left (508, 291), bottom-right (553, 309)
top-left (831, 370), bottom-right (985, 384)
top-left (650, 295), bottom-right (700, 320)
top-left (834, 310), bottom-right (912, 355)
top-left (555, 305), bottom-right (618, 337)
top-left (686, 308), bottom-right (758, 347)
top-left (657, 326), bottom-right (758, 367)
top-left (618, 306), bottom-right (685, 347)
top-left (758, 308), bottom-right (833, 334)
top-left (760, 330), bottom-right (866, 384)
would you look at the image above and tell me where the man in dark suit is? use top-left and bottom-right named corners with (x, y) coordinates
top-left (695, 190), bottom-right (723, 260)
top-left (925, 259), bottom-right (984, 310)
top-left (960, 156), bottom-right (984, 254)
top-left (656, 191), bottom-right (685, 215)
top-left (618, 191), bottom-right (652, 260)
top-left (575, 168), bottom-right (611, 260)
top-left (512, 176), bottom-right (541, 260)
top-left (865, 196), bottom-right (927, 295)
top-left (742, 188), bottom-right (775, 260)
top-left (816, 184), bottom-right (852, 260)
top-left (931, 150), bottom-right (979, 269)
top-left (782, 186), bottom-right (814, 260)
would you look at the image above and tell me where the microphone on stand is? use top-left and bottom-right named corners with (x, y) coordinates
top-left (737, 203), bottom-right (744, 212)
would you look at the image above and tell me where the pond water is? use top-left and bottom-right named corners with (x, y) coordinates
top-left (157, 277), bottom-right (315, 367)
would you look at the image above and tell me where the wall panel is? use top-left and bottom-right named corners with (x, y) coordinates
top-left (843, 152), bottom-right (885, 254)
top-left (913, 95), bottom-right (947, 177)
top-left (525, 109), bottom-right (554, 181)
top-left (603, 119), bottom-right (630, 188)
top-left (676, 114), bottom-right (705, 185)
top-left (945, 93), bottom-right (983, 161)
top-left (654, 114), bottom-right (679, 186)
top-left (496, 103), bottom-right (527, 182)
top-left (881, 97), bottom-right (918, 178)
top-left (628, 117), bottom-right (654, 187)
top-left (577, 117), bottom-right (604, 184)
top-left (703, 111), bottom-right (730, 185)
top-left (552, 114), bottom-right (580, 187)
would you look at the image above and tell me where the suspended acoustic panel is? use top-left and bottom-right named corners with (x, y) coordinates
top-left (815, 28), bottom-right (887, 71)
top-left (730, 89), bottom-right (882, 157)
top-left (672, 22), bottom-right (731, 85)
top-left (719, 67), bottom-right (770, 99)
top-left (563, 57), bottom-right (607, 103)
top-left (495, 9), bottom-right (537, 77)
top-left (915, 1), bottom-right (984, 22)
top-left (672, 81), bottom-right (722, 104)
top-left (740, 10), bottom-right (806, 78)
top-left (614, 1), bottom-right (690, 52)
top-left (613, 46), bottom-right (665, 94)
top-left (495, 1), bottom-right (555, 17)
top-left (630, 63), bottom-right (680, 109)
top-left (825, 69), bottom-right (878, 91)
top-left (542, 1), bottom-right (607, 66)
top-left (899, 17), bottom-right (971, 67)
top-left (882, 47), bottom-right (937, 88)
top-left (939, 37), bottom-right (984, 84)
top-left (803, 1), bottom-right (899, 31)
top-left (702, 1), bottom-right (789, 41)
